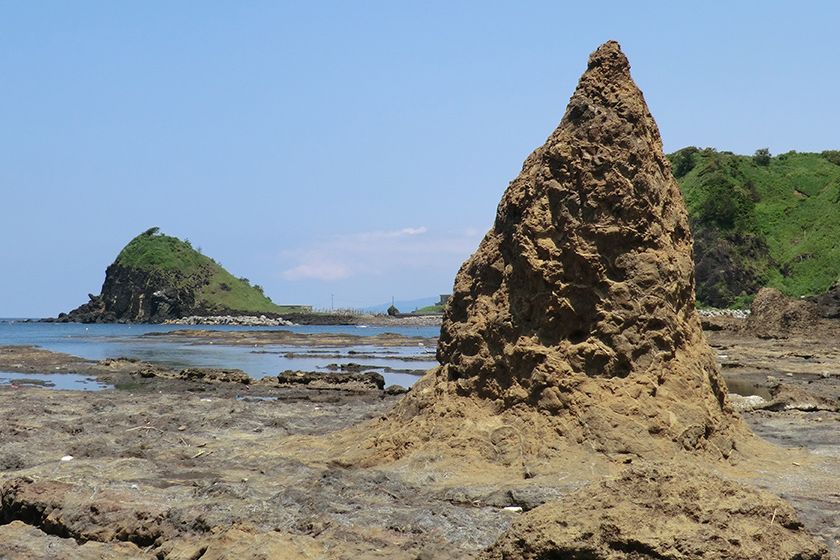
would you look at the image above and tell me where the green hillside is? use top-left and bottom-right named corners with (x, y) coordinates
top-left (116, 227), bottom-right (289, 315)
top-left (669, 148), bottom-right (840, 307)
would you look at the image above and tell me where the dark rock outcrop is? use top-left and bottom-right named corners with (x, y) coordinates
top-left (178, 368), bottom-right (251, 384)
top-left (277, 370), bottom-right (385, 391)
top-left (57, 293), bottom-right (109, 323)
top-left (59, 263), bottom-right (206, 323)
top-left (691, 226), bottom-right (773, 307)
top-left (806, 279), bottom-right (840, 319)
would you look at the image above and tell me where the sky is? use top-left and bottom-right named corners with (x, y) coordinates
top-left (2, 1), bottom-right (840, 316)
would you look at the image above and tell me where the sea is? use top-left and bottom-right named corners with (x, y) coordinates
top-left (0, 319), bottom-right (440, 389)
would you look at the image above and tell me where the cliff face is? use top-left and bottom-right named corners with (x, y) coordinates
top-left (98, 263), bottom-right (207, 322)
top-left (57, 229), bottom-right (282, 323)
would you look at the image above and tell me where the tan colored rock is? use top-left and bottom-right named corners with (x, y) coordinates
top-left (158, 527), bottom-right (324, 560)
top-left (0, 520), bottom-right (151, 560)
top-left (747, 287), bottom-right (821, 338)
top-left (0, 477), bottom-right (168, 546)
top-left (482, 464), bottom-right (829, 560)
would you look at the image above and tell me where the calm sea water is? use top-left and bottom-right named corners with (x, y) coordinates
top-left (0, 319), bottom-right (440, 387)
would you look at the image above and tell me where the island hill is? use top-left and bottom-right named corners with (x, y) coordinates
top-left (57, 228), bottom-right (308, 323)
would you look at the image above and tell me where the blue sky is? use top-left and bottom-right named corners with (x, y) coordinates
top-left (2, 1), bottom-right (840, 316)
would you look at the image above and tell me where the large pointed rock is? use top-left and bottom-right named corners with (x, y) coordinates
top-left (442, 40), bottom-right (701, 393)
top-left (361, 41), bottom-right (743, 464)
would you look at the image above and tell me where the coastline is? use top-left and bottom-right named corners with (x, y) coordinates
top-left (35, 312), bottom-right (444, 328)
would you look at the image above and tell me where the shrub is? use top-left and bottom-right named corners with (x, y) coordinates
top-left (753, 148), bottom-right (771, 166)
top-left (821, 150), bottom-right (840, 166)
top-left (694, 163), bottom-right (756, 232)
top-left (669, 146), bottom-right (699, 178)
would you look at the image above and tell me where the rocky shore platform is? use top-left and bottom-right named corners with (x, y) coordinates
top-left (0, 324), bottom-right (837, 558)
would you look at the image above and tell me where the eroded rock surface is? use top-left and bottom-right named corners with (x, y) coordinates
top-left (483, 464), bottom-right (829, 560)
top-left (0, 520), bottom-right (150, 559)
top-left (441, 41), bottom-right (699, 386)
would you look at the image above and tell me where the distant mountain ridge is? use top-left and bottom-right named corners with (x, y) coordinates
top-left (57, 228), bottom-right (293, 323)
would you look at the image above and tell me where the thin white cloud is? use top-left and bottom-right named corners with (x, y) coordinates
top-left (394, 226), bottom-right (427, 236)
top-left (282, 261), bottom-right (349, 281)
top-left (278, 225), bottom-right (476, 283)
top-left (349, 226), bottom-right (428, 241)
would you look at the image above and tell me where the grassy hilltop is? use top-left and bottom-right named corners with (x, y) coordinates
top-left (669, 148), bottom-right (840, 307)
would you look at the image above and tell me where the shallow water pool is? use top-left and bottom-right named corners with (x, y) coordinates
top-left (0, 371), bottom-right (113, 391)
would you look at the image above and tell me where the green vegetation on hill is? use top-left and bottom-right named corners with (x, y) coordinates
top-left (414, 304), bottom-right (444, 314)
top-left (117, 228), bottom-right (293, 315)
top-left (669, 148), bottom-right (840, 306)
top-left (116, 227), bottom-right (207, 271)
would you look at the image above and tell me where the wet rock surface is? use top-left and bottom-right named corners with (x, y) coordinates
top-left (278, 369), bottom-right (385, 391)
